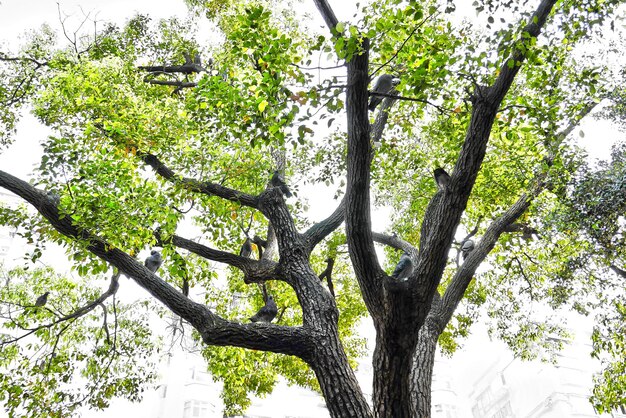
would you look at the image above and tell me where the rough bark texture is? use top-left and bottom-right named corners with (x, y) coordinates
top-left (334, 0), bottom-right (558, 416)
top-left (310, 332), bottom-right (374, 418)
top-left (411, 319), bottom-right (440, 418)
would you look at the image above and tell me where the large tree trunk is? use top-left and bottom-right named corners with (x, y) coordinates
top-left (410, 320), bottom-right (440, 418)
top-left (372, 327), bottom-right (419, 417)
top-left (309, 332), bottom-right (374, 418)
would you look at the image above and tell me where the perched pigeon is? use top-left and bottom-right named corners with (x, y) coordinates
top-left (391, 252), bottom-right (413, 280)
top-left (239, 237), bottom-right (253, 258)
top-left (34, 291), bottom-right (50, 307)
top-left (461, 240), bottom-right (475, 260)
top-left (271, 170), bottom-right (292, 197)
top-left (368, 74), bottom-right (400, 111)
top-left (434, 168), bottom-right (451, 191)
top-left (249, 295), bottom-right (278, 323)
top-left (145, 250), bottom-right (163, 273)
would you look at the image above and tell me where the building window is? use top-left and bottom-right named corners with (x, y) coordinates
top-left (490, 401), bottom-right (513, 418)
top-left (183, 400), bottom-right (212, 418)
top-left (190, 367), bottom-right (212, 383)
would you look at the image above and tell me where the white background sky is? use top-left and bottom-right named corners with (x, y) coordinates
top-left (1, 1), bottom-right (624, 417)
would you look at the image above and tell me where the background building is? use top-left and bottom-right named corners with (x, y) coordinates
top-left (463, 319), bottom-right (626, 418)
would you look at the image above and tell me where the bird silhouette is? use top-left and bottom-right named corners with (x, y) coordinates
top-left (249, 295), bottom-right (278, 323)
top-left (271, 170), bottom-right (292, 197)
top-left (34, 291), bottom-right (50, 307)
top-left (434, 168), bottom-right (451, 191)
top-left (368, 74), bottom-right (400, 111)
top-left (461, 240), bottom-right (475, 260)
top-left (391, 252), bottom-right (413, 280)
top-left (145, 250), bottom-right (163, 273)
top-left (252, 235), bottom-right (267, 259)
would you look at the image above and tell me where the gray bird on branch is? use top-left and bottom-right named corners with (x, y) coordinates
top-left (239, 237), bottom-right (253, 258)
top-left (434, 168), bottom-right (451, 191)
top-left (249, 295), bottom-right (278, 323)
top-left (368, 74), bottom-right (400, 111)
top-left (145, 250), bottom-right (163, 273)
top-left (34, 291), bottom-right (50, 307)
top-left (461, 239), bottom-right (475, 260)
top-left (271, 170), bottom-right (292, 197)
top-left (391, 252), bottom-right (413, 280)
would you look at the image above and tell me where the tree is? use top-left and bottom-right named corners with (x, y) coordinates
top-left (557, 139), bottom-right (626, 414)
top-left (0, 0), bottom-right (624, 417)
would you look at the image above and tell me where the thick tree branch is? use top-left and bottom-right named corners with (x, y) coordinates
top-left (139, 64), bottom-right (204, 75)
top-left (143, 78), bottom-right (197, 89)
top-left (140, 153), bottom-right (260, 209)
top-left (412, 0), bottom-right (558, 306)
top-left (0, 169), bottom-right (313, 357)
top-left (489, 0), bottom-right (557, 103)
top-left (302, 197), bottom-right (345, 252)
top-left (167, 233), bottom-right (279, 284)
top-left (437, 189), bottom-right (539, 328)
top-left (372, 232), bottom-right (415, 255)
top-left (344, 39), bottom-right (385, 318)
top-left (312, 0), bottom-right (339, 31)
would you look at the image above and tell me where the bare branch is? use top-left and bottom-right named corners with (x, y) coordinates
top-left (0, 271), bottom-right (120, 346)
top-left (0, 53), bottom-right (48, 67)
top-left (302, 197), bottom-right (345, 252)
top-left (318, 257), bottom-right (336, 298)
top-left (372, 232), bottom-right (416, 255)
top-left (140, 153), bottom-right (260, 209)
top-left (312, 0), bottom-right (339, 31)
top-left (166, 233), bottom-right (279, 284)
top-left (512, 255), bottom-right (535, 300)
top-left (369, 91), bottom-right (452, 114)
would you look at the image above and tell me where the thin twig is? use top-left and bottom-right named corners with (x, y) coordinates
top-left (371, 12), bottom-right (439, 79)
